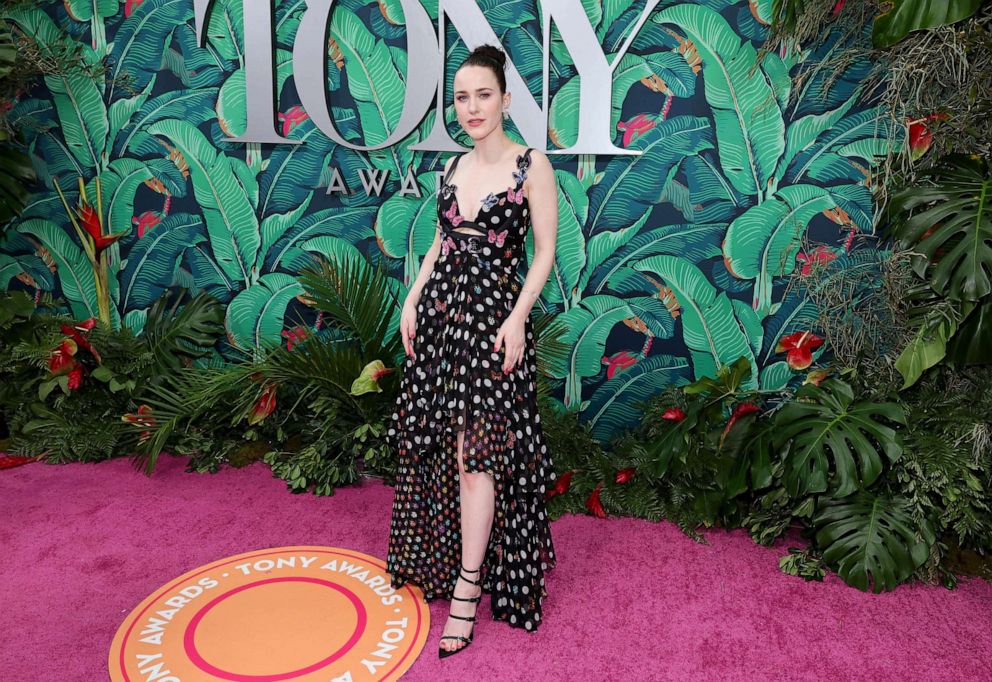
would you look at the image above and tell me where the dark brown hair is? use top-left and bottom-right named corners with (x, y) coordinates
top-left (459, 44), bottom-right (507, 94)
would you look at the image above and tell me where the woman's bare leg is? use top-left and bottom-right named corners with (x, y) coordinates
top-left (439, 428), bottom-right (495, 652)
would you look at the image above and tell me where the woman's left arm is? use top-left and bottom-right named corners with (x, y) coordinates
top-left (496, 151), bottom-right (558, 372)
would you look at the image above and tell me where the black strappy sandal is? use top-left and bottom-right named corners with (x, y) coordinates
top-left (438, 563), bottom-right (482, 658)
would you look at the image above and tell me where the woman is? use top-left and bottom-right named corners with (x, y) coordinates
top-left (384, 44), bottom-right (559, 658)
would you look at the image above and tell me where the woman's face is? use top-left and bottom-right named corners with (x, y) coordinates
top-left (453, 64), bottom-right (508, 141)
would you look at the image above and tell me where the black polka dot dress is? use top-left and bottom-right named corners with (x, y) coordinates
top-left (385, 147), bottom-right (558, 633)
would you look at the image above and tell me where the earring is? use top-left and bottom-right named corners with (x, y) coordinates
top-left (502, 108), bottom-right (509, 120)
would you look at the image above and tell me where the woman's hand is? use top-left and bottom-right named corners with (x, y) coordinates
top-left (400, 296), bottom-right (419, 358)
top-left (494, 315), bottom-right (525, 374)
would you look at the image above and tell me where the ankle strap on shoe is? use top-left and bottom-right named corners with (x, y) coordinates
top-left (461, 563), bottom-right (481, 573)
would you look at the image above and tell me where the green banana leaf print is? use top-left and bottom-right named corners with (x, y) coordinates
top-left (1, 0), bottom-right (893, 443)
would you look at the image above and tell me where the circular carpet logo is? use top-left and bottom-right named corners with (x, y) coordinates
top-left (109, 546), bottom-right (429, 681)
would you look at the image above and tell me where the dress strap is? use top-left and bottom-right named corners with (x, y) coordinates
top-left (442, 153), bottom-right (463, 187)
top-left (513, 147), bottom-right (533, 187)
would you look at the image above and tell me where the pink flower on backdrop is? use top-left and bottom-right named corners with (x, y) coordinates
top-left (124, 0), bottom-right (146, 17)
top-left (796, 246), bottom-right (837, 276)
top-left (278, 106), bottom-right (309, 137)
top-left (602, 350), bottom-right (638, 379)
top-left (617, 114), bottom-right (654, 147)
top-left (132, 211), bottom-right (162, 238)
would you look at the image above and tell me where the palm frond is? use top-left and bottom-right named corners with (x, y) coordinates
top-left (298, 254), bottom-right (404, 365)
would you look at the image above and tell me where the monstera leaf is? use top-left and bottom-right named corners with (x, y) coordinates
top-left (813, 492), bottom-right (935, 593)
top-left (723, 184), bottom-right (836, 316)
top-left (632, 255), bottom-right (757, 387)
top-left (147, 119), bottom-right (261, 287)
top-left (888, 154), bottom-right (992, 303)
top-left (652, 4), bottom-right (785, 199)
top-left (585, 353), bottom-right (693, 441)
top-left (873, 0), bottom-right (983, 48)
top-left (771, 380), bottom-right (906, 498)
top-left (143, 289), bottom-right (225, 374)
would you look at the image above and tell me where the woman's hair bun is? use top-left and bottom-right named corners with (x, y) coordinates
top-left (471, 44), bottom-right (506, 70)
top-left (461, 44), bottom-right (508, 93)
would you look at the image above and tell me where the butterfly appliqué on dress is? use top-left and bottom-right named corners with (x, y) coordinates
top-left (488, 229), bottom-right (508, 247)
top-left (512, 151), bottom-right (531, 185)
top-left (481, 192), bottom-right (499, 212)
top-left (506, 186), bottom-right (524, 204)
top-left (441, 235), bottom-right (456, 256)
top-left (443, 200), bottom-right (463, 227)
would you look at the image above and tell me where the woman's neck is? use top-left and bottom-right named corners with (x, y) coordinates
top-left (471, 129), bottom-right (516, 165)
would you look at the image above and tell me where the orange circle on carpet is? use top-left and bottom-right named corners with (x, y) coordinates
top-left (108, 547), bottom-right (429, 681)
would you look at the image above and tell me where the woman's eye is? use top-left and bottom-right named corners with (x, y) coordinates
top-left (480, 93), bottom-right (489, 98)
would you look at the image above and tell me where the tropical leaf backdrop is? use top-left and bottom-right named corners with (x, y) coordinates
top-left (0, 0), bottom-right (897, 443)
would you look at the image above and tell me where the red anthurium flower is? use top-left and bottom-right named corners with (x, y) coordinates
top-left (67, 366), bottom-right (84, 391)
top-left (662, 407), bottom-right (686, 422)
top-left (48, 339), bottom-right (78, 375)
top-left (907, 113), bottom-right (948, 161)
top-left (78, 201), bottom-right (125, 255)
top-left (796, 246), bottom-right (837, 276)
top-left (0, 454), bottom-right (41, 470)
top-left (585, 482), bottom-right (606, 518)
top-left (617, 113), bottom-right (655, 147)
top-left (615, 467), bottom-right (636, 484)
top-left (132, 211), bottom-right (162, 238)
top-left (60, 322), bottom-right (102, 364)
top-left (776, 331), bottom-right (825, 370)
top-left (546, 470), bottom-right (573, 500)
top-left (831, 0), bottom-right (846, 16)
top-left (602, 350), bottom-right (638, 379)
top-left (122, 405), bottom-right (157, 443)
top-left (278, 105), bottom-right (309, 136)
top-left (722, 402), bottom-right (760, 439)
top-left (249, 384), bottom-right (278, 425)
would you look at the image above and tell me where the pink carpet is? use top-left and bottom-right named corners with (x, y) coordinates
top-left (2, 455), bottom-right (990, 681)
